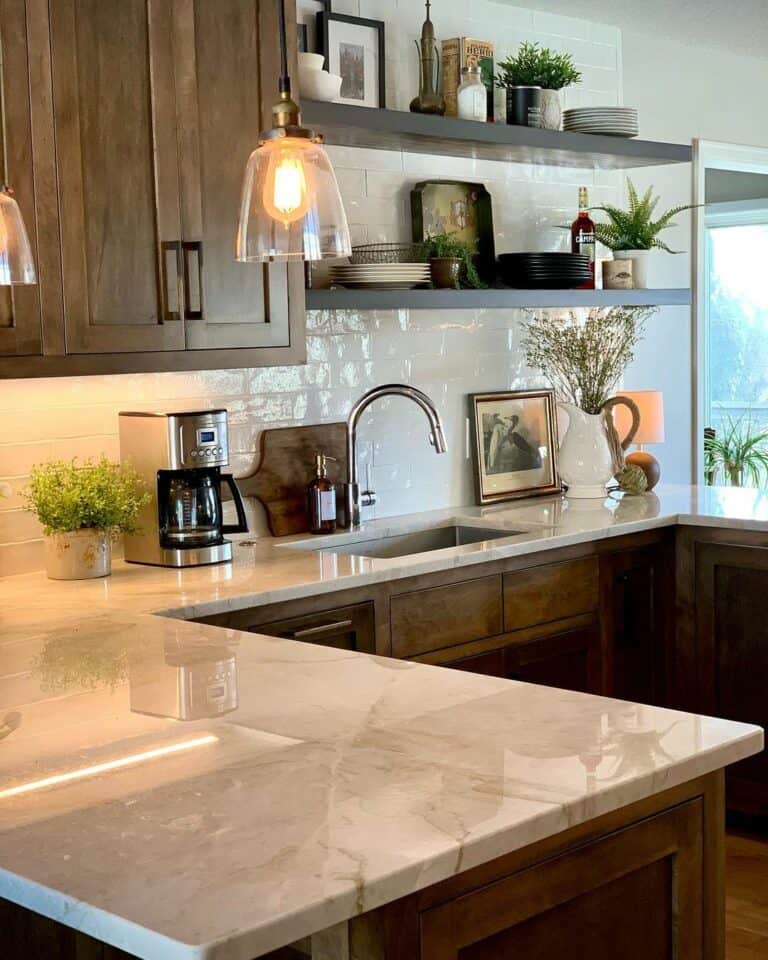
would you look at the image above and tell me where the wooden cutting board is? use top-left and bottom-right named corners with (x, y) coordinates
top-left (238, 423), bottom-right (348, 536)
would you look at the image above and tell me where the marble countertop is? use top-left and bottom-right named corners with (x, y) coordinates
top-left (0, 484), bottom-right (765, 959)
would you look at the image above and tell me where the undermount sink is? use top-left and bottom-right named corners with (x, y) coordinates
top-left (296, 524), bottom-right (528, 560)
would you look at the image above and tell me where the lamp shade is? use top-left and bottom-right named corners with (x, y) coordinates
top-left (236, 135), bottom-right (351, 262)
top-left (614, 390), bottom-right (665, 445)
top-left (0, 188), bottom-right (36, 285)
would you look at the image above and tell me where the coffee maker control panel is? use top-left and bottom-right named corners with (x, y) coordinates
top-left (168, 410), bottom-right (229, 470)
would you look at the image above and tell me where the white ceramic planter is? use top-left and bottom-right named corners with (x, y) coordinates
top-left (614, 249), bottom-right (650, 288)
top-left (540, 89), bottom-right (562, 130)
top-left (557, 402), bottom-right (615, 498)
top-left (44, 529), bottom-right (111, 580)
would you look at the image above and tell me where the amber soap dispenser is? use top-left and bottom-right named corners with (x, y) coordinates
top-left (307, 452), bottom-right (337, 534)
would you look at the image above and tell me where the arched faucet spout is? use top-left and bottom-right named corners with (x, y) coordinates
top-left (344, 384), bottom-right (447, 528)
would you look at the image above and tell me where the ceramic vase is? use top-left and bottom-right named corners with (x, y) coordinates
top-left (614, 249), bottom-right (650, 288)
top-left (430, 257), bottom-right (462, 288)
top-left (44, 529), bottom-right (111, 580)
top-left (540, 89), bottom-right (562, 130)
top-left (557, 399), bottom-right (639, 499)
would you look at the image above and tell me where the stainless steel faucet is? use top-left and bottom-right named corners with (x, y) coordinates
top-left (343, 384), bottom-right (448, 528)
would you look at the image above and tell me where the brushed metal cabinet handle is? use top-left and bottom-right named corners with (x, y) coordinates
top-left (182, 240), bottom-right (204, 320)
top-left (286, 619), bottom-right (355, 640)
top-left (160, 240), bottom-right (183, 322)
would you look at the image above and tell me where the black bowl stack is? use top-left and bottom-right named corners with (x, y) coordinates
top-left (497, 253), bottom-right (592, 289)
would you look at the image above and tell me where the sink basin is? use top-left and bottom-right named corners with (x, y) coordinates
top-left (304, 524), bottom-right (528, 560)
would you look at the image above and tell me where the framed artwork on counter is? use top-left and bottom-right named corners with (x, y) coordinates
top-left (470, 389), bottom-right (562, 503)
top-left (318, 12), bottom-right (386, 108)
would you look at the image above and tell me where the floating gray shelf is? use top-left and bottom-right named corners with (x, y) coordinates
top-left (305, 288), bottom-right (692, 310)
top-left (302, 101), bottom-right (692, 170)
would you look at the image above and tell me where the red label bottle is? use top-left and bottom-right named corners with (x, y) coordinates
top-left (571, 186), bottom-right (596, 289)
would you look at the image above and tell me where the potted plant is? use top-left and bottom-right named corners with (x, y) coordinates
top-left (704, 415), bottom-right (768, 487)
top-left (25, 457), bottom-right (149, 580)
top-left (522, 307), bottom-right (653, 498)
top-left (591, 179), bottom-right (697, 288)
top-left (495, 42), bottom-right (581, 129)
top-left (424, 233), bottom-right (485, 290)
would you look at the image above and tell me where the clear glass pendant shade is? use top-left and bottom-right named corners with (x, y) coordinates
top-left (0, 188), bottom-right (36, 284)
top-left (236, 136), bottom-right (351, 262)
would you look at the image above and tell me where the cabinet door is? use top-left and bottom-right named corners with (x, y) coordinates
top-left (0, 0), bottom-right (43, 357)
top-left (173, 0), bottom-right (302, 352)
top-left (50, 0), bottom-right (186, 354)
top-left (420, 800), bottom-right (704, 960)
top-left (237, 602), bottom-right (375, 654)
top-left (696, 542), bottom-right (768, 815)
top-left (504, 624), bottom-right (602, 694)
top-left (603, 545), bottom-right (670, 705)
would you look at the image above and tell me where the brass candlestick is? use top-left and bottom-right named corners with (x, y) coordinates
top-left (410, 0), bottom-right (446, 115)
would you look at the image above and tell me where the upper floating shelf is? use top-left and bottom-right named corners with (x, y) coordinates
top-left (301, 101), bottom-right (692, 170)
top-left (305, 288), bottom-right (692, 311)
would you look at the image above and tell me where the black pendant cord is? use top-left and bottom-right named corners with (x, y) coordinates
top-left (278, 0), bottom-right (291, 94)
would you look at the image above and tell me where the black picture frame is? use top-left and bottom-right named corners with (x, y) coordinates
top-left (296, 0), bottom-right (332, 54)
top-left (317, 12), bottom-right (386, 109)
top-left (469, 390), bottom-right (562, 504)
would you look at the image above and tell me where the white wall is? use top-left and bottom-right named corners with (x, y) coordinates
top-left (621, 30), bottom-right (768, 482)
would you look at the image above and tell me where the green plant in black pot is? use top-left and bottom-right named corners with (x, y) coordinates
top-left (496, 42), bottom-right (581, 128)
top-left (424, 233), bottom-right (485, 290)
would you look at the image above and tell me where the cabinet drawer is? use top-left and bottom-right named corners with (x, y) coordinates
top-left (503, 558), bottom-right (598, 632)
top-left (234, 602), bottom-right (375, 654)
top-left (391, 576), bottom-right (502, 658)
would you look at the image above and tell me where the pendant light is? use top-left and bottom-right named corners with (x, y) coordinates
top-left (236, 0), bottom-right (351, 263)
top-left (0, 187), bottom-right (36, 285)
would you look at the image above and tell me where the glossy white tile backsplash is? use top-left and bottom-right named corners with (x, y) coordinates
top-left (0, 0), bottom-right (622, 575)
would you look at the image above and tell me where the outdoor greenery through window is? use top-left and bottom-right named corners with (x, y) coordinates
top-left (706, 214), bottom-right (768, 486)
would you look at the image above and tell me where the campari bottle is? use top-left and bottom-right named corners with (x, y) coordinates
top-left (571, 186), bottom-right (596, 289)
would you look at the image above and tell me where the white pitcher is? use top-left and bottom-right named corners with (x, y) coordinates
top-left (557, 398), bottom-right (639, 499)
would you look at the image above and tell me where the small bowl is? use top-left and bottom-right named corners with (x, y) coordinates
top-left (298, 52), bottom-right (325, 73)
top-left (299, 68), bottom-right (343, 102)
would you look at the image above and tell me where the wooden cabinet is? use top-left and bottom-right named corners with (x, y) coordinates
top-left (692, 540), bottom-right (768, 815)
top-left (352, 774), bottom-right (724, 960)
top-left (601, 543), bottom-right (671, 705)
top-left (0, 0), bottom-right (305, 378)
top-left (502, 557), bottom-right (598, 631)
top-left (230, 601), bottom-right (375, 654)
top-left (440, 623), bottom-right (602, 695)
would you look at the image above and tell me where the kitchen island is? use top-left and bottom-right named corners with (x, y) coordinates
top-left (0, 485), bottom-right (765, 959)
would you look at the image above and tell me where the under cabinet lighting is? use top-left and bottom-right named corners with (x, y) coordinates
top-left (0, 734), bottom-right (218, 800)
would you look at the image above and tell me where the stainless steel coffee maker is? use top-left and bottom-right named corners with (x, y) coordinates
top-left (119, 410), bottom-right (247, 567)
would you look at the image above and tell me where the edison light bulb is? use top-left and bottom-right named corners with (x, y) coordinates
top-left (262, 141), bottom-right (312, 226)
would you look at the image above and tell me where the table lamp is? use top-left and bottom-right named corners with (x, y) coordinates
top-left (613, 390), bottom-right (665, 490)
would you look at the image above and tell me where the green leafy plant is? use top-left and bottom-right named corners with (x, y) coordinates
top-left (591, 179), bottom-right (697, 252)
top-left (495, 42), bottom-right (581, 90)
top-left (424, 232), bottom-right (486, 289)
top-left (522, 307), bottom-right (653, 414)
top-left (704, 415), bottom-right (768, 487)
top-left (25, 458), bottom-right (149, 536)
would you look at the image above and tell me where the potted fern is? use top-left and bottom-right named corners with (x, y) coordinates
top-left (424, 233), bottom-right (485, 290)
top-left (592, 179), bottom-right (697, 288)
top-left (25, 458), bottom-right (149, 580)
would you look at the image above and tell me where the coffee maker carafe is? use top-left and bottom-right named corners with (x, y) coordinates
top-left (119, 410), bottom-right (248, 567)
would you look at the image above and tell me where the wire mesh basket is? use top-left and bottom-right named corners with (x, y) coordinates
top-left (349, 242), bottom-right (428, 264)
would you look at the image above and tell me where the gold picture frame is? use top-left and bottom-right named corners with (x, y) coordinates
top-left (470, 389), bottom-right (562, 504)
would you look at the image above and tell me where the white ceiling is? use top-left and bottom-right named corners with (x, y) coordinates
top-left (503, 0), bottom-right (768, 59)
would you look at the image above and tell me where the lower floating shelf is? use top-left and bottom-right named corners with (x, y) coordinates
top-left (305, 288), bottom-right (692, 311)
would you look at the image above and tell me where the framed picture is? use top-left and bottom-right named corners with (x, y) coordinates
top-left (297, 0), bottom-right (331, 54)
top-left (318, 12), bottom-right (386, 108)
top-left (470, 390), bottom-right (561, 504)
top-left (411, 180), bottom-right (496, 283)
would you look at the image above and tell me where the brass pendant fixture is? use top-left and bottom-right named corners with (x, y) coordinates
top-left (235, 0), bottom-right (351, 263)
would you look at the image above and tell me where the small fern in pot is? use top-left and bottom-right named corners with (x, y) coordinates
top-left (25, 458), bottom-right (149, 580)
top-left (592, 179), bottom-right (697, 288)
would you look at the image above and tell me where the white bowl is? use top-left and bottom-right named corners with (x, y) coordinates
top-left (299, 68), bottom-right (343, 102)
top-left (298, 52), bottom-right (325, 73)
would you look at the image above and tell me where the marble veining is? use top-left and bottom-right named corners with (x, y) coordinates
top-left (0, 484), bottom-right (764, 959)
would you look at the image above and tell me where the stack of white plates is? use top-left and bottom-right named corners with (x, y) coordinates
top-left (329, 262), bottom-right (431, 290)
top-left (563, 107), bottom-right (639, 138)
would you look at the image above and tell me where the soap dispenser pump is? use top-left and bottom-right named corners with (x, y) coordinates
top-left (307, 452), bottom-right (337, 535)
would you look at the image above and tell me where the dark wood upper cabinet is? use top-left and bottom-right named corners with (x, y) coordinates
top-left (0, 0), bottom-right (305, 377)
